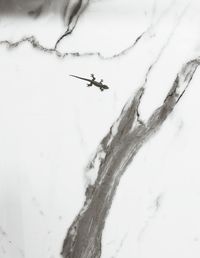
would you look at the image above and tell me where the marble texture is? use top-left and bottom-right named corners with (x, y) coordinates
top-left (0, 0), bottom-right (200, 258)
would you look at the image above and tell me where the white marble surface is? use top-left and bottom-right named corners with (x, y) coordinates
top-left (0, 0), bottom-right (200, 257)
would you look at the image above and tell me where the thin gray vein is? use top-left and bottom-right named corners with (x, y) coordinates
top-left (137, 193), bottom-right (163, 242)
top-left (110, 232), bottom-right (128, 258)
top-left (55, 0), bottom-right (90, 49)
top-left (136, 0), bottom-right (190, 118)
top-left (105, 0), bottom-right (175, 59)
top-left (0, 0), bottom-right (181, 60)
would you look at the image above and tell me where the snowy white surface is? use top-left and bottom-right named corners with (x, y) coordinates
top-left (0, 0), bottom-right (200, 257)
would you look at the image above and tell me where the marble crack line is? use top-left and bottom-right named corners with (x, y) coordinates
top-left (55, 0), bottom-right (186, 59)
top-left (136, 0), bottom-right (191, 120)
top-left (106, 0), bottom-right (176, 60)
top-left (110, 232), bottom-right (129, 258)
top-left (0, 34), bottom-right (166, 60)
top-left (55, 0), bottom-right (90, 49)
top-left (137, 193), bottom-right (164, 242)
top-left (61, 56), bottom-right (200, 258)
top-left (0, 1), bottom-right (186, 60)
top-left (0, 36), bottom-right (101, 58)
top-left (0, 35), bottom-right (134, 59)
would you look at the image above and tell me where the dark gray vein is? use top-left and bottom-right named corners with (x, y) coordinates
top-left (0, 33), bottom-right (159, 60)
top-left (0, 36), bottom-right (98, 58)
top-left (0, 35), bottom-right (156, 59)
top-left (61, 57), bottom-right (200, 258)
top-left (55, 0), bottom-right (90, 49)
